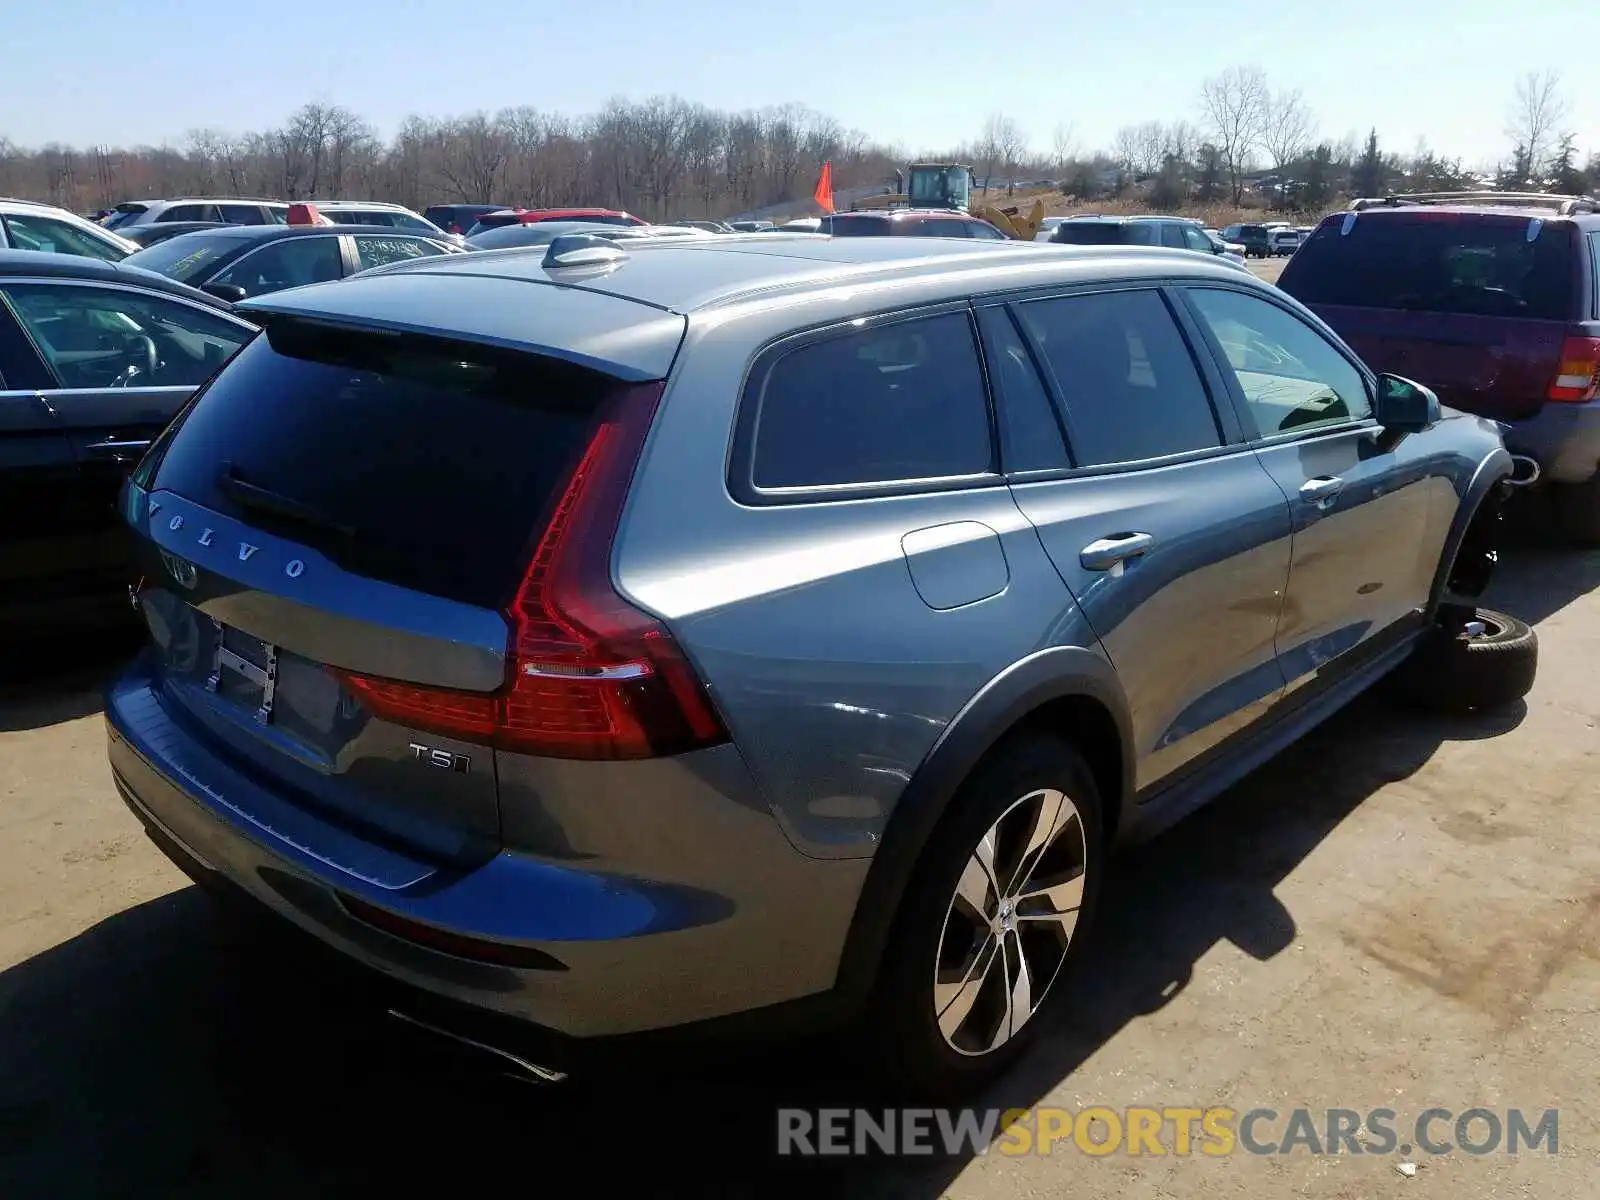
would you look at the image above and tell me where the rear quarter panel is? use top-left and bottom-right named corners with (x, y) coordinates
top-left (613, 293), bottom-right (1104, 860)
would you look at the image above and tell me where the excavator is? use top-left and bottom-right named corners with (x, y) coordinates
top-left (849, 162), bottom-right (1046, 240)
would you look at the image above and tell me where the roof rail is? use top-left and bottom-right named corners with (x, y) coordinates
top-left (1348, 191), bottom-right (1599, 215)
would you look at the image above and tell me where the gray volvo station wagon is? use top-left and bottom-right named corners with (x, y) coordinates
top-left (106, 233), bottom-right (1536, 1093)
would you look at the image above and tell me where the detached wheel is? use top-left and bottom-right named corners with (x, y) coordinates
top-left (869, 735), bottom-right (1103, 1096)
top-left (1390, 607), bottom-right (1537, 713)
top-left (1552, 478), bottom-right (1600, 547)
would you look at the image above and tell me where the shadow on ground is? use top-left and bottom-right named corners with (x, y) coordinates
top-left (0, 534), bottom-right (1592, 1197)
top-left (0, 695), bottom-right (1528, 1199)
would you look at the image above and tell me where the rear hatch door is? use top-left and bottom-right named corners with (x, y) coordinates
top-left (129, 280), bottom-right (685, 864)
top-left (1281, 212), bottom-right (1579, 420)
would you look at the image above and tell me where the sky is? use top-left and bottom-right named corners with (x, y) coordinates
top-left (3, 0), bottom-right (1592, 170)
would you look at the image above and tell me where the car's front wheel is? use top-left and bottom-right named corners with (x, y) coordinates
top-left (869, 734), bottom-right (1104, 1096)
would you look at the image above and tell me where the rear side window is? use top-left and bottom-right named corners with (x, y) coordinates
top-left (1281, 215), bottom-right (1578, 321)
top-left (159, 205), bottom-right (221, 223)
top-left (352, 235), bottom-right (443, 270)
top-left (1051, 223), bottom-right (1129, 246)
top-left (1013, 289), bottom-right (1221, 467)
top-left (211, 237), bottom-right (344, 296)
top-left (149, 324), bottom-right (614, 608)
top-left (745, 311), bottom-right (994, 491)
top-left (218, 204), bottom-right (268, 225)
top-left (901, 218), bottom-right (968, 237)
top-left (975, 306), bottom-right (1067, 473)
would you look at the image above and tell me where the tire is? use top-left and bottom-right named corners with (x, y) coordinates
top-left (1389, 608), bottom-right (1538, 713)
top-left (865, 734), bottom-right (1105, 1098)
top-left (1552, 478), bottom-right (1600, 547)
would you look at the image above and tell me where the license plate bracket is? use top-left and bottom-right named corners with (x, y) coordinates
top-left (204, 618), bottom-right (279, 726)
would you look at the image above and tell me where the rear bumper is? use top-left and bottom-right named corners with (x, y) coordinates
top-left (1502, 398), bottom-right (1600, 485)
top-left (106, 654), bottom-right (872, 1056)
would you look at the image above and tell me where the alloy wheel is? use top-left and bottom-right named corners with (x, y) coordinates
top-left (932, 787), bottom-right (1089, 1056)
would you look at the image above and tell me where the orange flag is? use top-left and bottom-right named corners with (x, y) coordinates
top-left (813, 161), bottom-right (835, 213)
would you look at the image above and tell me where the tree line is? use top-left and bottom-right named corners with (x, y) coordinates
top-left (1, 69), bottom-right (1593, 221)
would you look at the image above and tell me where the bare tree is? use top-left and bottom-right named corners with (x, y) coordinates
top-left (977, 113), bottom-right (1024, 190)
top-left (1506, 70), bottom-right (1567, 181)
top-left (1050, 122), bottom-right (1077, 174)
top-left (1199, 65), bottom-right (1269, 204)
top-left (1261, 88), bottom-right (1315, 171)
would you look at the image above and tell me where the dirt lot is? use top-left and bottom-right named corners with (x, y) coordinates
top-left (2, 511), bottom-right (1598, 1198)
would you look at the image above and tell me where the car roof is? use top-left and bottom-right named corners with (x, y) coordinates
top-left (834, 209), bottom-right (973, 220)
top-left (1322, 203), bottom-right (1596, 225)
top-left (0, 248), bottom-right (245, 311)
top-left (164, 223), bottom-right (447, 242)
top-left (245, 233), bottom-right (1248, 322)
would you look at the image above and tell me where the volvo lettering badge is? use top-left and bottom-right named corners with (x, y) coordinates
top-left (149, 499), bottom-right (307, 580)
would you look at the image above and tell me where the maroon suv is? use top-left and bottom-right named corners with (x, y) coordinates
top-left (1279, 197), bottom-right (1600, 543)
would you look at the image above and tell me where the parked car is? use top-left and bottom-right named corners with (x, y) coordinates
top-left (465, 208), bottom-right (647, 236)
top-left (108, 233), bottom-right (1533, 1096)
top-left (778, 218), bottom-right (823, 233)
top-left (0, 250), bottom-right (256, 640)
top-left (819, 210), bottom-right (1007, 238)
top-left (1268, 227), bottom-right (1304, 256)
top-left (1051, 216), bottom-right (1251, 272)
top-left (728, 219), bottom-right (777, 232)
top-left (120, 224), bottom-right (462, 301)
top-left (1279, 194), bottom-right (1600, 543)
top-left (672, 219), bottom-right (734, 233)
top-left (1218, 223), bottom-right (1273, 258)
top-left (100, 198), bottom-right (289, 229)
top-left (311, 201), bottom-right (464, 247)
top-left (423, 204), bottom-right (509, 235)
top-left (1202, 228), bottom-right (1250, 263)
top-left (117, 221), bottom-right (229, 249)
top-left (1, 199), bottom-right (137, 261)
top-left (465, 222), bottom-right (703, 251)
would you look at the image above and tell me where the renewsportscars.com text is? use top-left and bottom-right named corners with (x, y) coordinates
top-left (776, 1106), bottom-right (1560, 1157)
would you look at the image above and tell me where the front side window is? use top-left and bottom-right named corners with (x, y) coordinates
top-left (209, 236), bottom-right (344, 297)
top-left (3, 214), bottom-right (126, 262)
top-left (747, 311), bottom-right (993, 490)
top-left (1181, 225), bottom-right (1213, 253)
top-left (1186, 287), bottom-right (1371, 436)
top-left (1013, 289), bottom-right (1221, 467)
top-left (353, 235), bottom-right (444, 271)
top-left (2, 283), bottom-right (251, 390)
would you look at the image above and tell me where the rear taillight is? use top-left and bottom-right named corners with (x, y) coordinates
top-left (1548, 336), bottom-right (1600, 403)
top-left (334, 382), bottom-right (729, 761)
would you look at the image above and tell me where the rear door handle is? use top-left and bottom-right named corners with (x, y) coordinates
top-left (1080, 532), bottom-right (1155, 571)
top-left (1299, 475), bottom-right (1345, 508)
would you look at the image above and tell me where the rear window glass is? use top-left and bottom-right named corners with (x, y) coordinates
top-left (149, 324), bottom-right (611, 608)
top-left (1051, 223), bottom-right (1151, 246)
top-left (747, 312), bottom-right (993, 490)
top-left (123, 234), bottom-right (241, 283)
top-left (1280, 215), bottom-right (1577, 321)
top-left (102, 207), bottom-right (146, 230)
top-left (823, 216), bottom-right (891, 237)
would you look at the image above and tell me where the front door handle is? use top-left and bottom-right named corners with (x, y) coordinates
top-left (1080, 531), bottom-right (1155, 571)
top-left (1299, 475), bottom-right (1345, 508)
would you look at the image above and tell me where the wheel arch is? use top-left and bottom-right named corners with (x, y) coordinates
top-left (1428, 446), bottom-right (1514, 616)
top-left (831, 646), bottom-right (1133, 1002)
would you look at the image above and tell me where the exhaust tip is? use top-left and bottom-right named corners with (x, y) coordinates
top-left (1506, 454), bottom-right (1542, 488)
top-left (387, 1008), bottom-right (569, 1084)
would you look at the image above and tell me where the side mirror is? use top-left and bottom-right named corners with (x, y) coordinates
top-left (1374, 373), bottom-right (1440, 433)
top-left (201, 282), bottom-right (248, 303)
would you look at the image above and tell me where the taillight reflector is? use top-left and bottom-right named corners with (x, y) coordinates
top-left (1548, 336), bottom-right (1600, 403)
top-left (332, 381), bottom-right (729, 761)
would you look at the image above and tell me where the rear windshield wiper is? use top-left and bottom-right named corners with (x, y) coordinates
top-left (217, 462), bottom-right (357, 541)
